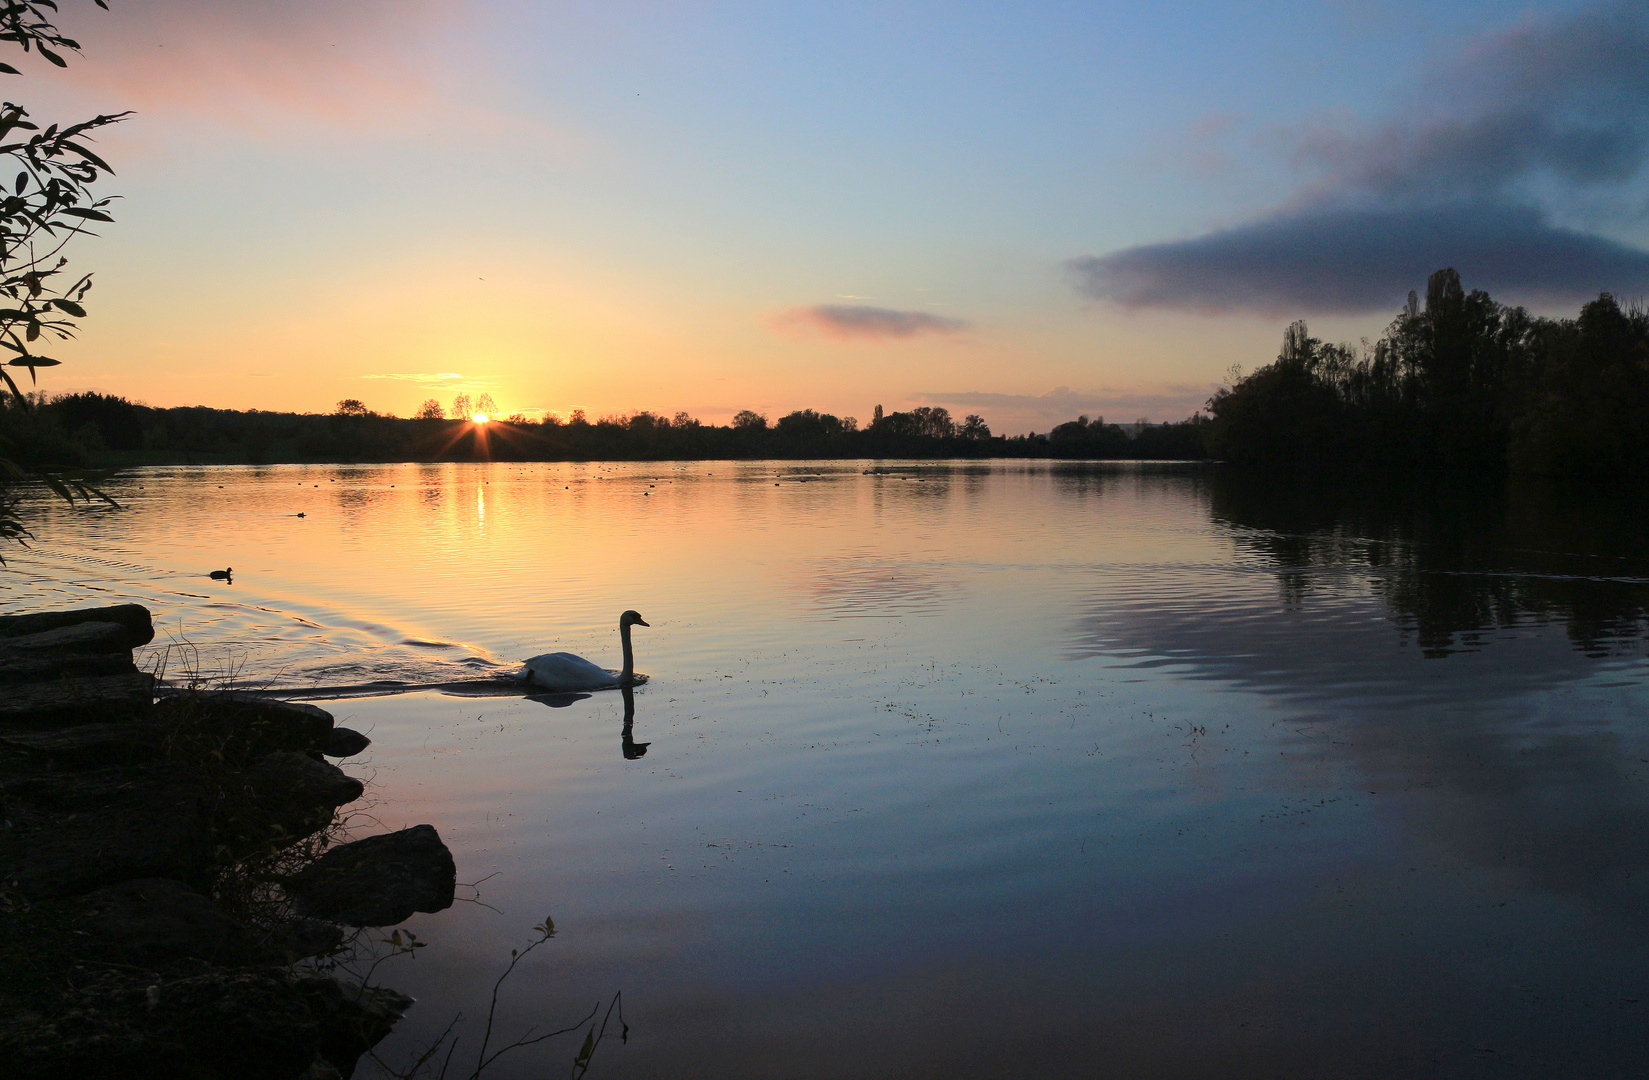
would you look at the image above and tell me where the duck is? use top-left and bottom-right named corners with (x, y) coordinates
top-left (209, 567), bottom-right (233, 580)
top-left (519, 611), bottom-right (649, 691)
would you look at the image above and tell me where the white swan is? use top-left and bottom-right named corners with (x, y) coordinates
top-left (519, 610), bottom-right (649, 691)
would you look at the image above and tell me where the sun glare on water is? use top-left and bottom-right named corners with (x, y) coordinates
top-left (471, 413), bottom-right (489, 423)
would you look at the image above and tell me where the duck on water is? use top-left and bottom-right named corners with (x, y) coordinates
top-left (519, 610), bottom-right (649, 692)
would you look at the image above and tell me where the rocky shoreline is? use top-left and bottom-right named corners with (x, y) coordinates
top-left (0, 604), bottom-right (455, 1079)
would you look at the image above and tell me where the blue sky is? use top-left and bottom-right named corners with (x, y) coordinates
top-left (20, 0), bottom-right (1647, 431)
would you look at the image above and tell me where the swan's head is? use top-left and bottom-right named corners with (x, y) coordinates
top-left (620, 610), bottom-right (649, 628)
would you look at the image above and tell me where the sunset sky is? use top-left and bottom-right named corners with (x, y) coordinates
top-left (19, 0), bottom-right (1649, 433)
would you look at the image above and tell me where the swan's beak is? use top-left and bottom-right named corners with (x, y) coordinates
top-left (636, 618), bottom-right (650, 627)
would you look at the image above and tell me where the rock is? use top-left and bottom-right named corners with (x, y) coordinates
top-left (0, 762), bottom-right (209, 900)
top-left (156, 693), bottom-right (334, 763)
top-left (74, 878), bottom-right (261, 965)
top-left (2, 620), bottom-right (138, 655)
top-left (0, 649), bottom-right (138, 686)
top-left (0, 967), bottom-right (321, 1080)
top-left (285, 825), bottom-right (456, 927)
top-left (232, 752), bottom-right (364, 840)
top-left (0, 603), bottom-right (155, 649)
top-left (0, 672), bottom-right (154, 729)
top-left (298, 1058), bottom-right (344, 1080)
top-left (295, 976), bottom-right (415, 1079)
top-left (265, 917), bottom-right (347, 963)
top-left (0, 722), bottom-right (162, 769)
top-left (323, 727), bottom-right (370, 758)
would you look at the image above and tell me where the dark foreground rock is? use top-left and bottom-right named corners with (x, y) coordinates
top-left (0, 671), bottom-right (155, 728)
top-left (154, 692), bottom-right (336, 763)
top-left (324, 726), bottom-right (371, 758)
top-left (286, 824), bottom-right (457, 926)
top-left (0, 761), bottom-right (211, 898)
top-left (234, 751), bottom-right (366, 839)
top-left (0, 603), bottom-right (155, 649)
top-left (0, 966), bottom-right (408, 1080)
top-left (0, 721), bottom-right (164, 769)
top-left (0, 649), bottom-right (138, 686)
top-left (0, 604), bottom-right (437, 1080)
top-left (296, 976), bottom-right (417, 1078)
top-left (75, 878), bottom-right (264, 965)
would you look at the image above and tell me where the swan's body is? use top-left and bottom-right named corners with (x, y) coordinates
top-left (520, 610), bottom-right (649, 691)
top-left (209, 567), bottom-right (233, 580)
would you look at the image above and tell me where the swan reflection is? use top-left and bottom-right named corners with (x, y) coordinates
top-left (620, 685), bottom-right (649, 759)
top-left (523, 684), bottom-right (650, 759)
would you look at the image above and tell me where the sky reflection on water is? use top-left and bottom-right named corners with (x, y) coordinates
top-left (6, 461), bottom-right (1649, 1077)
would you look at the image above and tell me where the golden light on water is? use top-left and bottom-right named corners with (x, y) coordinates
top-left (471, 413), bottom-right (489, 423)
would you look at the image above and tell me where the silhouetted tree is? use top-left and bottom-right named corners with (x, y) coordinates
top-left (334, 399), bottom-right (367, 416)
top-left (450, 394), bottom-right (472, 420)
top-left (1204, 269), bottom-right (1647, 481)
top-left (415, 398), bottom-right (443, 420)
top-left (731, 409), bottom-right (767, 430)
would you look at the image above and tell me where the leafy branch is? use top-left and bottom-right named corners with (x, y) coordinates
top-left (0, 0), bottom-right (121, 550)
top-left (371, 916), bottom-right (630, 1080)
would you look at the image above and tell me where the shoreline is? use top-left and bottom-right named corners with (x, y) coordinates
top-left (0, 603), bottom-right (456, 1080)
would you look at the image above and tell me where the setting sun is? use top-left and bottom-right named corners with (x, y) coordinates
top-left (471, 413), bottom-right (489, 423)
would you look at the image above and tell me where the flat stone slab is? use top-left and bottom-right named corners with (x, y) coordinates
top-left (155, 693), bottom-right (334, 762)
top-left (75, 877), bottom-right (263, 965)
top-left (0, 722), bottom-right (162, 769)
top-left (0, 603), bottom-right (154, 649)
top-left (0, 648), bottom-right (137, 686)
top-left (2, 620), bottom-right (136, 655)
top-left (0, 671), bottom-right (155, 729)
top-left (285, 824), bottom-right (456, 927)
top-left (0, 762), bottom-right (209, 900)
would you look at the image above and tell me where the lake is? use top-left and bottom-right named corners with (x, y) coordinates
top-left (7, 460), bottom-right (1649, 1078)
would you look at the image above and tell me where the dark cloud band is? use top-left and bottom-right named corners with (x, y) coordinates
top-left (1069, 203), bottom-right (1649, 314)
top-left (1070, 2), bottom-right (1649, 314)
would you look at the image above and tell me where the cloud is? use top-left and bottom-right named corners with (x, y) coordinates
top-left (1294, 2), bottom-right (1649, 203)
top-left (918, 385), bottom-right (1214, 422)
top-left (1073, 1), bottom-right (1649, 314)
top-left (42, 0), bottom-right (458, 128)
top-left (1069, 203), bottom-right (1649, 314)
top-left (773, 304), bottom-right (969, 341)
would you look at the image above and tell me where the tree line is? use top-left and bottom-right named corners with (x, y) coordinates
top-left (2, 394), bottom-right (1209, 466)
top-left (1206, 269), bottom-right (1649, 480)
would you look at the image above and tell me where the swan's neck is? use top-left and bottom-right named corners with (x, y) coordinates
top-left (619, 621), bottom-right (635, 682)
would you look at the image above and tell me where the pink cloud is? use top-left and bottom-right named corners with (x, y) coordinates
top-left (772, 304), bottom-right (969, 342)
top-left (36, 0), bottom-right (462, 128)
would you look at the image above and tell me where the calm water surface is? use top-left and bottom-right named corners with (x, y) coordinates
top-left (8, 461), bottom-right (1649, 1078)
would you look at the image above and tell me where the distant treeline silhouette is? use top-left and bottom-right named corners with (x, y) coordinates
top-left (2, 395), bottom-right (1208, 466)
top-left (1207, 269), bottom-right (1649, 479)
